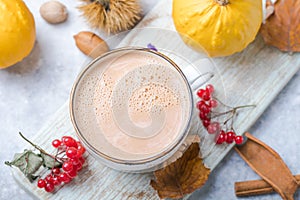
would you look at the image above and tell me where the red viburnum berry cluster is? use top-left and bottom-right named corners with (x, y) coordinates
top-left (196, 84), bottom-right (246, 145)
top-left (37, 136), bottom-right (86, 193)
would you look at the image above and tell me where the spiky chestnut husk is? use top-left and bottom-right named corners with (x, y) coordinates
top-left (78, 0), bottom-right (141, 34)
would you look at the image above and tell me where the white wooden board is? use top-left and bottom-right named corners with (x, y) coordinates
top-left (12, 0), bottom-right (300, 199)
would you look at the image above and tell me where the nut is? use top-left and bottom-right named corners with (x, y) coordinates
top-left (40, 1), bottom-right (68, 24)
top-left (73, 31), bottom-right (109, 59)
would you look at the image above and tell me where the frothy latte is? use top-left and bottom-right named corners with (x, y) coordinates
top-left (72, 49), bottom-right (192, 161)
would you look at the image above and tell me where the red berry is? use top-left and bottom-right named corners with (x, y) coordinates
top-left (202, 119), bottom-right (211, 128)
top-left (74, 162), bottom-right (83, 171)
top-left (199, 103), bottom-right (211, 114)
top-left (196, 101), bottom-right (204, 110)
top-left (79, 157), bottom-right (85, 165)
top-left (52, 176), bottom-right (61, 186)
top-left (199, 111), bottom-right (209, 120)
top-left (61, 136), bottom-right (68, 141)
top-left (44, 183), bottom-right (55, 193)
top-left (197, 89), bottom-right (205, 98)
top-left (207, 125), bottom-right (216, 134)
top-left (209, 99), bottom-right (218, 108)
top-left (45, 174), bottom-right (54, 184)
top-left (207, 122), bottom-right (220, 134)
top-left (202, 90), bottom-right (211, 101)
top-left (226, 131), bottom-right (236, 143)
top-left (52, 139), bottom-right (61, 148)
top-left (66, 147), bottom-right (78, 159)
top-left (62, 136), bottom-right (78, 148)
top-left (37, 179), bottom-right (46, 188)
top-left (212, 122), bottom-right (220, 130)
top-left (235, 135), bottom-right (244, 145)
top-left (77, 143), bottom-right (86, 157)
top-left (67, 168), bottom-right (77, 178)
top-left (62, 161), bottom-right (73, 172)
top-left (59, 172), bottom-right (71, 183)
top-left (69, 157), bottom-right (80, 165)
top-left (206, 84), bottom-right (214, 94)
top-left (216, 131), bottom-right (226, 144)
top-left (52, 167), bottom-right (60, 175)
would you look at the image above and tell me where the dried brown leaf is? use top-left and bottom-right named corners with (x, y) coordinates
top-left (260, 0), bottom-right (300, 52)
top-left (150, 143), bottom-right (210, 199)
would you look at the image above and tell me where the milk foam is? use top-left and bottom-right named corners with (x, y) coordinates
top-left (73, 50), bottom-right (191, 160)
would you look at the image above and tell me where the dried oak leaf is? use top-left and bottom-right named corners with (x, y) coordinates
top-left (150, 143), bottom-right (210, 199)
top-left (260, 0), bottom-right (300, 52)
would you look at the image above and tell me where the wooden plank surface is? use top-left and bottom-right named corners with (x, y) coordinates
top-left (13, 0), bottom-right (300, 199)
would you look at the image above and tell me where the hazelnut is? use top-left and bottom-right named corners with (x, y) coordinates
top-left (40, 1), bottom-right (68, 24)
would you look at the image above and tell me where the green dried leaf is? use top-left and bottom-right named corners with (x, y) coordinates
top-left (41, 153), bottom-right (61, 169)
top-left (5, 150), bottom-right (43, 182)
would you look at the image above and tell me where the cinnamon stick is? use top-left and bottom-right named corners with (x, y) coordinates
top-left (235, 132), bottom-right (298, 200)
top-left (235, 175), bottom-right (300, 197)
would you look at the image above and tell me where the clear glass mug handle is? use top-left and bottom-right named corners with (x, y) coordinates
top-left (164, 58), bottom-right (215, 164)
top-left (181, 58), bottom-right (214, 91)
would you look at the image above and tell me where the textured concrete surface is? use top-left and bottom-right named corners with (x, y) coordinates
top-left (1, 0), bottom-right (299, 200)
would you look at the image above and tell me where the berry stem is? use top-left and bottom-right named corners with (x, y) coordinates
top-left (211, 104), bottom-right (256, 119)
top-left (230, 113), bottom-right (235, 130)
top-left (233, 104), bottom-right (256, 110)
top-left (223, 113), bottom-right (234, 126)
top-left (19, 132), bottom-right (62, 164)
top-left (213, 97), bottom-right (233, 108)
top-left (211, 110), bottom-right (233, 119)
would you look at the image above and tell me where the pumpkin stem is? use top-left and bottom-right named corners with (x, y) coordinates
top-left (215, 0), bottom-right (229, 6)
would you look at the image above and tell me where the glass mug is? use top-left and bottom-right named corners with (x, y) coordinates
top-left (70, 47), bottom-right (212, 172)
